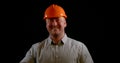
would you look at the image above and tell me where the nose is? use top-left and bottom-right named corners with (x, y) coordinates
top-left (52, 20), bottom-right (57, 26)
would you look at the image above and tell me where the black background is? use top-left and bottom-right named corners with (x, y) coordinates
top-left (13, 0), bottom-right (104, 63)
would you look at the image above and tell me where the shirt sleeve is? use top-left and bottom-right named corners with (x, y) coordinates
top-left (19, 45), bottom-right (36, 63)
top-left (79, 43), bottom-right (94, 63)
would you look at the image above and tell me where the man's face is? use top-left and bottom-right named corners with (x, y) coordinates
top-left (46, 17), bottom-right (67, 36)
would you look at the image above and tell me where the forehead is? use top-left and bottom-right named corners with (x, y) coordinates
top-left (46, 17), bottom-right (65, 21)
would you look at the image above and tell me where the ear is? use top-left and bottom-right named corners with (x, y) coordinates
top-left (64, 20), bottom-right (67, 27)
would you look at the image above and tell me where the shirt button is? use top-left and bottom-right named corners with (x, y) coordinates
top-left (56, 55), bottom-right (58, 58)
top-left (56, 45), bottom-right (58, 48)
top-left (52, 48), bottom-right (54, 50)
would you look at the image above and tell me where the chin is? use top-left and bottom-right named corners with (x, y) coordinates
top-left (51, 32), bottom-right (60, 36)
top-left (52, 33), bottom-right (59, 35)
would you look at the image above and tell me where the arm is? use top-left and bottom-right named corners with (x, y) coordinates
top-left (20, 45), bottom-right (36, 63)
top-left (79, 44), bottom-right (94, 63)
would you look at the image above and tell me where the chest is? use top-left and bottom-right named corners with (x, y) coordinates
top-left (38, 45), bottom-right (79, 63)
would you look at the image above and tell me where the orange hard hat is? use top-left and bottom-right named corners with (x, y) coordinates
top-left (44, 4), bottom-right (67, 19)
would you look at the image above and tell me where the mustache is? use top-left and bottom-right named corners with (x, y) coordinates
top-left (50, 26), bottom-right (59, 28)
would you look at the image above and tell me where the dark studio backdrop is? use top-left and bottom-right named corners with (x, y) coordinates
top-left (16, 0), bottom-right (104, 63)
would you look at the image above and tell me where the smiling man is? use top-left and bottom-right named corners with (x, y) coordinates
top-left (20, 4), bottom-right (94, 63)
top-left (46, 17), bottom-right (67, 44)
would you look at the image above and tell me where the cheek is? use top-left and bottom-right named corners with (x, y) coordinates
top-left (61, 23), bottom-right (66, 28)
top-left (46, 24), bottom-right (49, 29)
top-left (46, 24), bottom-right (52, 29)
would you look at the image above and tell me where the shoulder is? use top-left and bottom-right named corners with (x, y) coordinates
top-left (67, 37), bottom-right (89, 52)
top-left (68, 37), bottom-right (83, 45)
top-left (31, 39), bottom-right (47, 50)
top-left (67, 37), bottom-right (86, 48)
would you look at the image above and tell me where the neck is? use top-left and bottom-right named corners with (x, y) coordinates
top-left (50, 33), bottom-right (65, 44)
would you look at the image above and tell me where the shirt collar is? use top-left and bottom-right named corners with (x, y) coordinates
top-left (47, 34), bottom-right (68, 45)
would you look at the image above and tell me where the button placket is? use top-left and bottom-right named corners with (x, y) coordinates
top-left (55, 45), bottom-right (59, 63)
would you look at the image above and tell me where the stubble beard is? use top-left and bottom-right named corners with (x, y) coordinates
top-left (51, 29), bottom-right (60, 38)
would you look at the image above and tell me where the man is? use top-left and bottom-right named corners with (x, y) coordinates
top-left (20, 4), bottom-right (94, 63)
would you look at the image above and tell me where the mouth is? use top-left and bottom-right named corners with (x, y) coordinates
top-left (52, 28), bottom-right (58, 31)
top-left (51, 26), bottom-right (58, 30)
